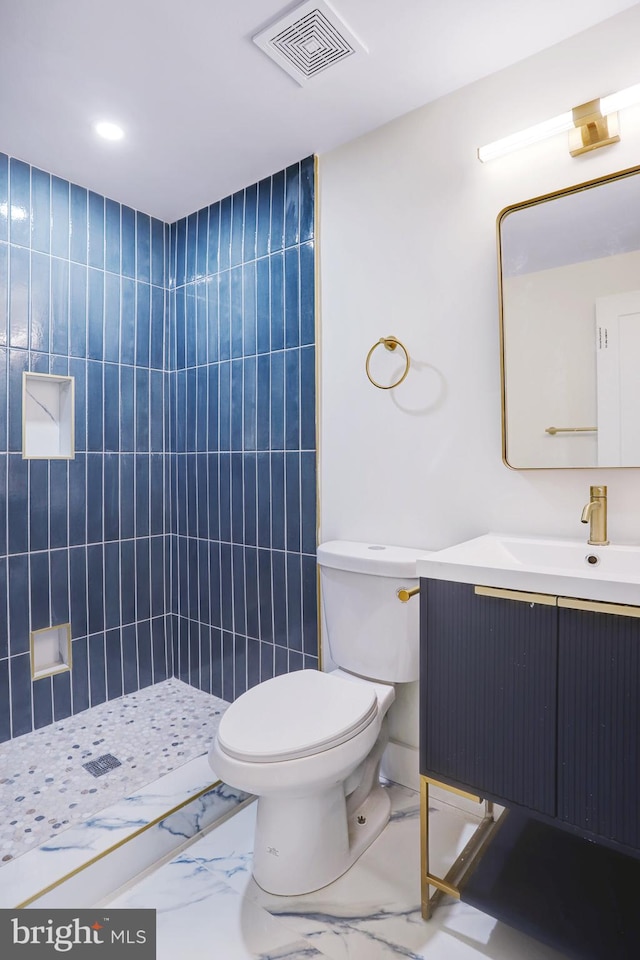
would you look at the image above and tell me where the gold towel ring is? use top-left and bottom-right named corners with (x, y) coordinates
top-left (365, 336), bottom-right (410, 390)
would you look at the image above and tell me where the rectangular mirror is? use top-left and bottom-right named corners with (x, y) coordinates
top-left (498, 165), bottom-right (640, 469)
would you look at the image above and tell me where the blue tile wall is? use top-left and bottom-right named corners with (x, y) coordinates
top-left (0, 151), bottom-right (316, 741)
top-left (0, 154), bottom-right (171, 742)
top-left (168, 156), bottom-right (317, 701)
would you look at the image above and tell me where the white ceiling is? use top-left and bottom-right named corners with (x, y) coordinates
top-left (0, 0), bottom-right (637, 222)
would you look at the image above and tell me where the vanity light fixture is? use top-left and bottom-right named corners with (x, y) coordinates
top-left (94, 120), bottom-right (125, 141)
top-left (478, 82), bottom-right (640, 162)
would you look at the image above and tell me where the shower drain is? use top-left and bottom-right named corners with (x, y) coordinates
top-left (82, 754), bottom-right (122, 778)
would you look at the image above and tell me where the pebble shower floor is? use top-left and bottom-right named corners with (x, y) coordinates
top-left (0, 678), bottom-right (228, 864)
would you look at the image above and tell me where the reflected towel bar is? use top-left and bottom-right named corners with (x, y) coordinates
top-left (545, 426), bottom-right (597, 435)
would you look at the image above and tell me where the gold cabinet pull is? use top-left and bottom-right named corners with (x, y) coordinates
top-left (474, 585), bottom-right (557, 606)
top-left (397, 585), bottom-right (420, 603)
top-left (558, 596), bottom-right (640, 618)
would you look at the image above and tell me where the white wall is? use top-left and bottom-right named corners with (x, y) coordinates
top-left (317, 4), bottom-right (640, 786)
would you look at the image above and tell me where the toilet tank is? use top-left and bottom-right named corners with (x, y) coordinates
top-left (317, 541), bottom-right (427, 683)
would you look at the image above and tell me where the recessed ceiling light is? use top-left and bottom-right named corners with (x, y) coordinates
top-left (95, 121), bottom-right (124, 141)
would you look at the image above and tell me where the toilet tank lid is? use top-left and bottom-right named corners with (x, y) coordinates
top-left (317, 540), bottom-right (430, 578)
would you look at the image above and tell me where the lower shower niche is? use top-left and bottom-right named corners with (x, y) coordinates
top-left (30, 624), bottom-right (72, 680)
top-left (22, 371), bottom-right (75, 459)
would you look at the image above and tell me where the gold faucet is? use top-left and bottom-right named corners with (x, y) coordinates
top-left (580, 485), bottom-right (609, 545)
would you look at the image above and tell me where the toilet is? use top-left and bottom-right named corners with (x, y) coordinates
top-left (208, 539), bottom-right (423, 896)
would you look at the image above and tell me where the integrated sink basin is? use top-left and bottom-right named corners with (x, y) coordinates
top-left (416, 533), bottom-right (640, 606)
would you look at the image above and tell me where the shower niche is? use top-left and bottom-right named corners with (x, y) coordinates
top-left (22, 372), bottom-right (75, 459)
top-left (30, 624), bottom-right (73, 680)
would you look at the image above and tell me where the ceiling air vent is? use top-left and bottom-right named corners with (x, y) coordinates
top-left (253, 0), bottom-right (367, 86)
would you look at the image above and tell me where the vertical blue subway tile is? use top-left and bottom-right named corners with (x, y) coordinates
top-left (257, 177), bottom-right (271, 259)
top-left (219, 453), bottom-right (231, 543)
top-left (52, 669), bottom-right (72, 721)
top-left (151, 537), bottom-right (164, 619)
top-left (11, 654), bottom-right (32, 737)
top-left (69, 545), bottom-right (88, 638)
top-left (68, 453), bottom-right (86, 546)
top-left (185, 368), bottom-right (196, 452)
top-left (168, 223), bottom-right (176, 289)
top-left (33, 676), bottom-right (53, 730)
top-left (243, 261), bottom-right (257, 356)
top-left (136, 281), bottom-right (150, 367)
top-left (121, 206), bottom-right (136, 279)
top-left (199, 623), bottom-right (211, 693)
top-left (270, 351), bottom-right (284, 450)
top-left (29, 459), bottom-right (49, 552)
top-left (29, 551), bottom-right (51, 630)
top-left (0, 558), bottom-right (6, 659)
top-left (245, 548), bottom-right (259, 639)
top-left (89, 633), bottom-right (107, 705)
top-left (72, 636), bottom-right (90, 713)
top-left (244, 356), bottom-right (256, 450)
top-left (196, 367), bottom-right (207, 452)
top-left (284, 246), bottom-right (300, 348)
top-left (230, 267), bottom-right (243, 358)
top-left (120, 540), bottom-right (136, 625)
top-left (87, 267), bottom-right (104, 360)
top-left (285, 162), bottom-right (300, 248)
top-left (260, 640), bottom-right (274, 683)
top-left (196, 206), bottom-right (208, 278)
top-left (289, 650), bottom-right (304, 672)
top-left (120, 277), bottom-right (135, 365)
top-left (258, 549), bottom-right (273, 642)
top-left (69, 184), bottom-right (87, 263)
top-left (136, 212), bottom-right (150, 283)
top-left (256, 256), bottom-right (270, 354)
top-left (8, 350), bottom-right (27, 451)
top-left (300, 241), bottom-right (315, 345)
top-left (207, 366), bottom-right (219, 452)
top-left (152, 617), bottom-right (167, 684)
top-left (119, 364), bottom-right (134, 451)
top-left (208, 453), bottom-right (219, 541)
top-left (122, 624), bottom-right (138, 694)
top-left (270, 252), bottom-right (284, 351)
top-left (105, 198), bottom-right (121, 274)
top-left (301, 451), bottom-right (316, 555)
top-left (257, 453), bottom-right (271, 548)
top-left (103, 453), bottom-right (120, 541)
top-left (270, 170), bottom-right (285, 253)
top-left (150, 285), bottom-right (164, 369)
top-left (88, 191), bottom-right (105, 269)
top-left (51, 176), bottom-right (70, 260)
top-left (30, 252), bottom-right (50, 352)
top-left (185, 285), bottom-right (196, 367)
top-left (136, 368), bottom-right (150, 451)
top-left (120, 454), bottom-right (134, 539)
top-left (209, 542), bottom-right (221, 627)
top-left (300, 155), bottom-right (314, 242)
top-left (302, 554), bottom-right (318, 654)
top-left (231, 191), bottom-right (244, 267)
top-left (0, 660), bottom-right (8, 744)
top-left (8, 553), bottom-right (29, 654)
top-left (0, 349), bottom-right (5, 451)
top-left (105, 628), bottom-right (123, 699)
top-left (300, 346), bottom-right (315, 449)
top-left (187, 539), bottom-right (198, 621)
top-left (150, 370), bottom-right (164, 453)
top-left (86, 453), bottom-right (103, 543)
top-left (151, 217), bottom-right (164, 287)
top-left (175, 217), bottom-right (186, 287)
top-left (207, 202), bottom-right (220, 277)
top-left (197, 538), bottom-right (209, 622)
top-left (104, 539), bottom-right (121, 630)
top-left (244, 182), bottom-right (257, 263)
top-left (137, 619), bottom-right (152, 688)
top-left (0, 153), bottom-right (7, 241)
top-left (136, 455), bottom-right (150, 537)
top-left (175, 286), bottom-right (186, 369)
top-left (230, 360), bottom-right (243, 451)
top-left (285, 452), bottom-right (301, 552)
top-left (219, 196), bottom-right (231, 272)
top-left (8, 456), bottom-right (28, 554)
top-left (104, 273), bottom-right (120, 363)
top-left (218, 271), bottom-right (230, 361)
top-left (51, 257), bottom-right (69, 356)
top-left (196, 280), bottom-right (207, 365)
top-left (285, 348), bottom-right (300, 449)
top-left (218, 361), bottom-right (231, 452)
top-left (0, 244), bottom-right (7, 346)
top-left (9, 245), bottom-right (29, 347)
top-left (231, 453), bottom-right (244, 543)
top-left (220, 543), bottom-right (233, 632)
top-left (104, 362), bottom-right (120, 451)
top-left (136, 539), bottom-right (151, 622)
top-left (87, 360), bottom-right (103, 451)
top-left (50, 547), bottom-right (70, 625)
top-left (31, 167), bottom-right (51, 254)
top-left (286, 552), bottom-right (302, 651)
top-left (186, 213), bottom-right (197, 282)
top-left (9, 159), bottom-right (30, 247)
top-left (243, 453), bottom-right (257, 546)
top-left (69, 357), bottom-right (86, 451)
top-left (69, 262), bottom-right (87, 357)
top-left (49, 459), bottom-right (68, 549)
top-left (186, 454), bottom-right (197, 537)
top-left (272, 549), bottom-right (287, 643)
top-left (270, 452), bottom-right (285, 550)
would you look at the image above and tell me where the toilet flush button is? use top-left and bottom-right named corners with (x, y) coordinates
top-left (368, 545), bottom-right (386, 550)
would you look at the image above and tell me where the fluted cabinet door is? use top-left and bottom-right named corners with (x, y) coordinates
top-left (421, 579), bottom-right (557, 817)
top-left (558, 606), bottom-right (640, 849)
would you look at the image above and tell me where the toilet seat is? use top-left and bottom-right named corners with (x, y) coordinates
top-left (217, 670), bottom-right (378, 763)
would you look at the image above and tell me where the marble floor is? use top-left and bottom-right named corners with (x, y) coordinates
top-left (107, 782), bottom-right (566, 960)
top-left (0, 679), bottom-right (228, 864)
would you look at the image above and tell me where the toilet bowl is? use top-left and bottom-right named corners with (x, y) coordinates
top-left (209, 668), bottom-right (396, 895)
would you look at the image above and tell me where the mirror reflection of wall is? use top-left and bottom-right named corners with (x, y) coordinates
top-left (499, 167), bottom-right (640, 469)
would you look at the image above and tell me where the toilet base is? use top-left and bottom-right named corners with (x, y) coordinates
top-left (252, 780), bottom-right (391, 897)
